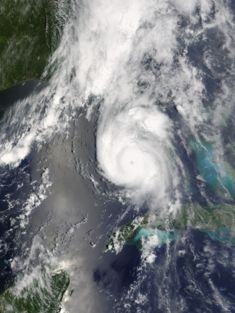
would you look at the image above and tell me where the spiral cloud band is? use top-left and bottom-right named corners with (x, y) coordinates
top-left (0, 0), bottom-right (233, 214)
top-left (97, 106), bottom-right (174, 206)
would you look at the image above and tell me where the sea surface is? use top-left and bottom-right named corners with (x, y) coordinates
top-left (0, 1), bottom-right (235, 312)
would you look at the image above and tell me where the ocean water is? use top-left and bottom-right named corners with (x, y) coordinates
top-left (0, 1), bottom-right (235, 312)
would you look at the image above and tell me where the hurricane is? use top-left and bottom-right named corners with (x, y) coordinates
top-left (0, 0), bottom-right (235, 313)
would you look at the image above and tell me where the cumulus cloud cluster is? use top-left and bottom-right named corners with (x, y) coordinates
top-left (0, 0), bottom-right (234, 212)
top-left (97, 106), bottom-right (174, 207)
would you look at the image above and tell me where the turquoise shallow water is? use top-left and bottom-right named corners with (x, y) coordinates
top-left (207, 228), bottom-right (235, 244)
top-left (1, 1), bottom-right (235, 313)
top-left (132, 228), bottom-right (176, 247)
top-left (190, 139), bottom-right (235, 199)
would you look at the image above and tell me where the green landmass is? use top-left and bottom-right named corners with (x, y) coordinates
top-left (107, 203), bottom-right (235, 252)
top-left (0, 0), bottom-right (66, 90)
top-left (106, 216), bottom-right (148, 251)
top-left (171, 204), bottom-right (235, 231)
top-left (0, 269), bottom-right (69, 313)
